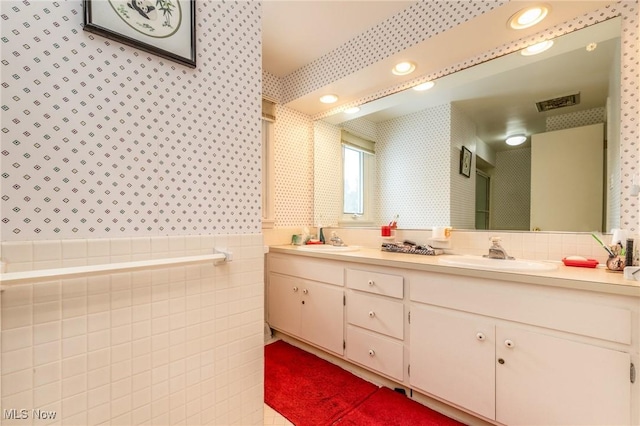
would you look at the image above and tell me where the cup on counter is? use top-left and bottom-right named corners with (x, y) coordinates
top-left (381, 226), bottom-right (391, 237)
top-left (432, 226), bottom-right (452, 240)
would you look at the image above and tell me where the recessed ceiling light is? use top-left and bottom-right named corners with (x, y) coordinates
top-left (506, 134), bottom-right (527, 146)
top-left (413, 81), bottom-right (435, 91)
top-left (586, 42), bottom-right (598, 52)
top-left (319, 94), bottom-right (338, 104)
top-left (509, 4), bottom-right (550, 30)
top-left (392, 61), bottom-right (416, 76)
top-left (521, 40), bottom-right (554, 56)
top-left (344, 107), bottom-right (360, 114)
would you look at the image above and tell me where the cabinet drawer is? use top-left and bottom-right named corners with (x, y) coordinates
top-left (269, 254), bottom-right (344, 286)
top-left (346, 268), bottom-right (403, 298)
top-left (347, 291), bottom-right (404, 339)
top-left (346, 326), bottom-right (404, 381)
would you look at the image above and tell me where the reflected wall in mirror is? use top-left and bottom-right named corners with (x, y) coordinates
top-left (314, 18), bottom-right (622, 233)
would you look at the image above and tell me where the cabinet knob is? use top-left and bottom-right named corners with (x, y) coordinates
top-left (368, 311), bottom-right (376, 318)
top-left (476, 332), bottom-right (485, 341)
top-left (368, 280), bottom-right (375, 286)
top-left (498, 358), bottom-right (505, 365)
top-left (293, 286), bottom-right (298, 292)
top-left (368, 349), bottom-right (375, 357)
top-left (504, 339), bottom-right (515, 348)
top-left (302, 289), bottom-right (309, 295)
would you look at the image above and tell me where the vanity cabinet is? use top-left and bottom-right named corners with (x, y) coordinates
top-left (345, 268), bottom-right (405, 381)
top-left (267, 254), bottom-right (345, 355)
top-left (410, 271), bottom-right (633, 425)
top-left (267, 248), bottom-right (638, 426)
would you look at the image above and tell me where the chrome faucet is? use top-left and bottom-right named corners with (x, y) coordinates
top-left (483, 237), bottom-right (514, 260)
top-left (330, 231), bottom-right (346, 247)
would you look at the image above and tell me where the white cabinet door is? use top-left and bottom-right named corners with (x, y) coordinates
top-left (268, 272), bottom-right (344, 356)
top-left (496, 326), bottom-right (631, 426)
top-left (267, 273), bottom-right (301, 336)
top-left (409, 306), bottom-right (496, 420)
top-left (301, 280), bottom-right (345, 355)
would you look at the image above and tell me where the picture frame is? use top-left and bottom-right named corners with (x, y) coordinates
top-left (83, 0), bottom-right (196, 68)
top-left (460, 146), bottom-right (472, 178)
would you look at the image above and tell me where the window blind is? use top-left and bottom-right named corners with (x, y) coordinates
top-left (341, 130), bottom-right (375, 153)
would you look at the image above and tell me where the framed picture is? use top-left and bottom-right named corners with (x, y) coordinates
top-left (83, 0), bottom-right (196, 68)
top-left (460, 146), bottom-right (472, 178)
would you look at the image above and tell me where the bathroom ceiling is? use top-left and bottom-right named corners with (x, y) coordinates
top-left (262, 1), bottom-right (414, 78)
top-left (261, 1), bottom-right (617, 118)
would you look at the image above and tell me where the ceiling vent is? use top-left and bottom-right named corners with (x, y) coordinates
top-left (535, 92), bottom-right (581, 112)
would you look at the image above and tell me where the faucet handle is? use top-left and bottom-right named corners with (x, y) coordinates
top-left (490, 236), bottom-right (502, 244)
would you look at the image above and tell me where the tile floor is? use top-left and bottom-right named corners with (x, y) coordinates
top-left (264, 404), bottom-right (294, 426)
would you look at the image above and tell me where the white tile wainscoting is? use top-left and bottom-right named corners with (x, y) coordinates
top-left (0, 234), bottom-right (265, 425)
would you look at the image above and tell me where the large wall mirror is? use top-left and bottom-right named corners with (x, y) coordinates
top-left (314, 17), bottom-right (622, 233)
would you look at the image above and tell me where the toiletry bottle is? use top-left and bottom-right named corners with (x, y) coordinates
top-left (318, 223), bottom-right (325, 244)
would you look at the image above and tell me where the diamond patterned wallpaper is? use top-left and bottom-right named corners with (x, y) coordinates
top-left (1, 0), bottom-right (262, 241)
top-left (491, 148), bottom-right (532, 231)
top-left (377, 104), bottom-right (452, 228)
top-left (273, 104), bottom-right (313, 228)
top-left (280, 1), bottom-right (506, 104)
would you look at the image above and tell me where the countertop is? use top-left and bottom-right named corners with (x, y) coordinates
top-left (269, 245), bottom-right (640, 298)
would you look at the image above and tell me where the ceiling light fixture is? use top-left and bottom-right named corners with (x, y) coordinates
top-left (506, 134), bottom-right (527, 146)
top-left (392, 61), bottom-right (416, 76)
top-left (508, 4), bottom-right (550, 30)
top-left (586, 42), bottom-right (598, 52)
top-left (319, 94), bottom-right (338, 104)
top-left (413, 81), bottom-right (435, 91)
top-left (521, 40), bottom-right (554, 56)
top-left (344, 107), bottom-right (360, 114)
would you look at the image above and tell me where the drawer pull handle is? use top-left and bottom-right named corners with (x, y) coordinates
top-left (302, 289), bottom-right (309, 295)
top-left (368, 349), bottom-right (375, 357)
top-left (476, 332), bottom-right (485, 341)
top-left (498, 358), bottom-right (505, 365)
top-left (368, 311), bottom-right (376, 318)
top-left (504, 339), bottom-right (514, 348)
top-left (368, 280), bottom-right (375, 286)
top-left (293, 287), bottom-right (298, 292)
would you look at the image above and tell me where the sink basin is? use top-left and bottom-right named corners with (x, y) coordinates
top-left (297, 245), bottom-right (361, 253)
top-left (438, 255), bottom-right (557, 272)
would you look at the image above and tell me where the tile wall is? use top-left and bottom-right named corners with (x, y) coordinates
top-left (1, 234), bottom-right (264, 425)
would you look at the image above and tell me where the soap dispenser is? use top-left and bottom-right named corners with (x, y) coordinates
top-left (318, 223), bottom-right (325, 244)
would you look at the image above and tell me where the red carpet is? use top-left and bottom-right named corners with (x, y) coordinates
top-left (334, 386), bottom-right (464, 426)
top-left (265, 340), bottom-right (378, 426)
top-left (265, 340), bottom-right (465, 426)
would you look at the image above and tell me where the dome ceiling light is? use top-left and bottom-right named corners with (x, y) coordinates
top-left (506, 134), bottom-right (527, 146)
top-left (413, 81), bottom-right (435, 91)
top-left (521, 40), bottom-right (554, 56)
top-left (509, 4), bottom-right (550, 30)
